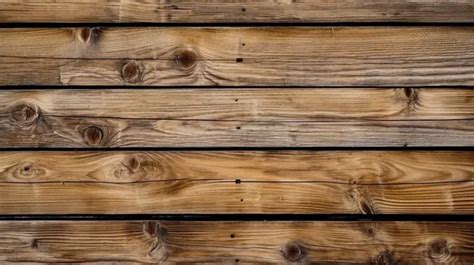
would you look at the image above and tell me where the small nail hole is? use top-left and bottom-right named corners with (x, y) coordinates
top-left (230, 234), bottom-right (235, 238)
top-left (241, 8), bottom-right (246, 12)
top-left (235, 99), bottom-right (239, 102)
top-left (236, 126), bottom-right (241, 130)
top-left (241, 43), bottom-right (246, 46)
top-left (235, 259), bottom-right (240, 263)
top-left (235, 179), bottom-right (241, 184)
top-left (236, 58), bottom-right (243, 63)
top-left (240, 198), bottom-right (244, 202)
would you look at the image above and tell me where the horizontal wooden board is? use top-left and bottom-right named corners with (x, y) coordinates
top-left (0, 151), bottom-right (472, 214)
top-left (1, 88), bottom-right (473, 121)
top-left (1, 221), bottom-right (473, 263)
top-left (1, 27), bottom-right (474, 86)
top-left (1, 88), bottom-right (473, 148)
top-left (1, 1), bottom-right (474, 23)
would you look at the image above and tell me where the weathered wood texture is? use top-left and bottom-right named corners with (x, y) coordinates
top-left (1, 88), bottom-right (473, 148)
top-left (1, 0), bottom-right (474, 23)
top-left (1, 27), bottom-right (474, 86)
top-left (0, 151), bottom-right (472, 214)
top-left (1, 221), bottom-right (473, 264)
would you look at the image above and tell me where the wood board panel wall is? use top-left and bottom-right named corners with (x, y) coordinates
top-left (0, 1), bottom-right (473, 264)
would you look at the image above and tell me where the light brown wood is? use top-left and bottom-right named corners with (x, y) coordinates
top-left (1, 88), bottom-right (473, 148)
top-left (0, 151), bottom-right (472, 214)
top-left (1, 27), bottom-right (474, 86)
top-left (1, 221), bottom-right (473, 264)
top-left (1, 88), bottom-right (473, 121)
top-left (1, 0), bottom-right (474, 23)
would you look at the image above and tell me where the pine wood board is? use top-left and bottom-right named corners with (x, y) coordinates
top-left (1, 0), bottom-right (474, 23)
top-left (1, 27), bottom-right (474, 86)
top-left (1, 221), bottom-right (473, 264)
top-left (0, 151), bottom-right (472, 214)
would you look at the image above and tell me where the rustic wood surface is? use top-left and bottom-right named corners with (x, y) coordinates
top-left (1, 1), bottom-right (473, 262)
top-left (0, 151), bottom-right (472, 214)
top-left (0, 221), bottom-right (473, 263)
top-left (1, 0), bottom-right (474, 23)
top-left (1, 88), bottom-right (473, 148)
top-left (1, 88), bottom-right (473, 120)
top-left (1, 27), bottom-right (474, 86)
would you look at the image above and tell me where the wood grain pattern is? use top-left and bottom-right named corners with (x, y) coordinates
top-left (1, 88), bottom-right (473, 148)
top-left (0, 151), bottom-right (472, 214)
top-left (1, 221), bottom-right (473, 264)
top-left (1, 0), bottom-right (474, 23)
top-left (1, 88), bottom-right (473, 121)
top-left (1, 27), bottom-right (474, 86)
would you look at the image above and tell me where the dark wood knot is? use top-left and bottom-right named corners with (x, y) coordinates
top-left (282, 241), bottom-right (304, 262)
top-left (144, 221), bottom-right (159, 237)
top-left (427, 238), bottom-right (450, 260)
top-left (21, 162), bottom-right (33, 176)
top-left (31, 239), bottom-right (39, 249)
top-left (402, 88), bottom-right (419, 112)
top-left (10, 103), bottom-right (40, 126)
top-left (77, 27), bottom-right (98, 44)
top-left (371, 250), bottom-right (397, 265)
top-left (174, 50), bottom-right (198, 70)
top-left (83, 126), bottom-right (104, 146)
top-left (127, 155), bottom-right (141, 173)
top-left (121, 61), bottom-right (142, 83)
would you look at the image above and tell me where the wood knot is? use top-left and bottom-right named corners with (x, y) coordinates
top-left (127, 155), bottom-right (141, 173)
top-left (174, 50), bottom-right (198, 70)
top-left (281, 241), bottom-right (304, 262)
top-left (83, 126), bottom-right (104, 146)
top-left (402, 88), bottom-right (419, 112)
top-left (371, 250), bottom-right (398, 265)
top-left (427, 238), bottom-right (450, 260)
top-left (21, 162), bottom-right (33, 176)
top-left (31, 239), bottom-right (39, 249)
top-left (121, 61), bottom-right (142, 83)
top-left (76, 27), bottom-right (98, 44)
top-left (144, 221), bottom-right (160, 237)
top-left (348, 188), bottom-right (376, 214)
top-left (10, 103), bottom-right (40, 126)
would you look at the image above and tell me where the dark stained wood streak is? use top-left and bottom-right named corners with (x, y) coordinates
top-left (0, 88), bottom-right (472, 148)
top-left (0, 221), bottom-right (473, 263)
top-left (1, 0), bottom-right (474, 23)
top-left (0, 151), bottom-right (472, 214)
top-left (1, 27), bottom-right (474, 86)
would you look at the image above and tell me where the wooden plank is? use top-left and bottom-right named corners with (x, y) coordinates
top-left (1, 27), bottom-right (474, 86)
top-left (1, 88), bottom-right (473, 121)
top-left (1, 88), bottom-right (473, 148)
top-left (1, 1), bottom-right (474, 23)
top-left (0, 151), bottom-right (472, 214)
top-left (1, 220), bottom-right (473, 263)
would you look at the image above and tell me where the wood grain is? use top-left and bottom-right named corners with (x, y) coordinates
top-left (1, 88), bottom-right (473, 121)
top-left (1, 88), bottom-right (473, 148)
top-left (1, 221), bottom-right (473, 264)
top-left (0, 151), bottom-right (472, 214)
top-left (1, 0), bottom-right (474, 23)
top-left (1, 27), bottom-right (474, 86)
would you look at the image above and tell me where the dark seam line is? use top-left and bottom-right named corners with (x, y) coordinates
top-left (17, 114), bottom-right (474, 123)
top-left (1, 85), bottom-right (474, 89)
top-left (0, 214), bottom-right (473, 221)
top-left (3, 179), bottom-right (474, 185)
top-left (0, 86), bottom-right (473, 90)
top-left (1, 22), bottom-right (474, 28)
top-left (0, 147), bottom-right (472, 151)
